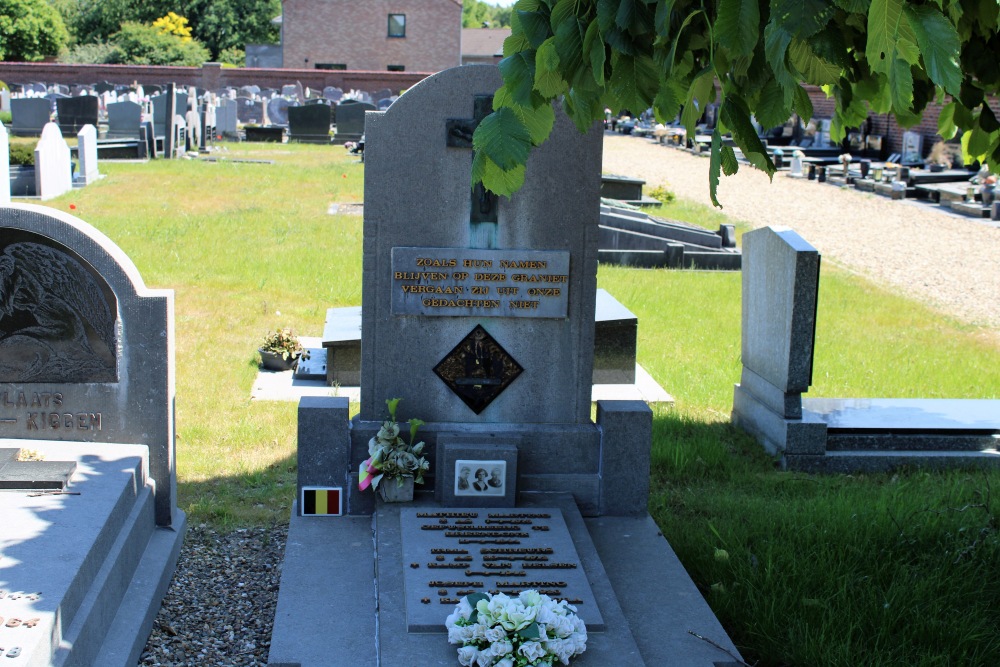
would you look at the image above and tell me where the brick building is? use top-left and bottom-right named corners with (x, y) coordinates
top-left (280, 0), bottom-right (462, 72)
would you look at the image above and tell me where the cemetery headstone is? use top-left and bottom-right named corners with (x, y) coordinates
top-left (270, 64), bottom-right (741, 667)
top-left (0, 202), bottom-right (184, 666)
top-left (75, 123), bottom-right (100, 185)
top-left (151, 91), bottom-right (188, 137)
top-left (235, 96), bottom-right (263, 125)
top-left (106, 100), bottom-right (143, 139)
top-left (323, 86), bottom-right (343, 103)
top-left (1, 87), bottom-right (10, 113)
top-left (267, 97), bottom-right (293, 126)
top-left (56, 95), bottom-right (99, 136)
top-left (34, 122), bottom-right (73, 200)
top-left (214, 99), bottom-right (238, 138)
top-left (332, 100), bottom-right (375, 144)
top-left (94, 81), bottom-right (115, 95)
top-left (288, 103), bottom-right (332, 143)
top-left (10, 97), bottom-right (52, 137)
top-left (731, 226), bottom-right (826, 454)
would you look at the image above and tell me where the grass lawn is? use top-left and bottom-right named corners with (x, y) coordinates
top-left (19, 140), bottom-right (1000, 666)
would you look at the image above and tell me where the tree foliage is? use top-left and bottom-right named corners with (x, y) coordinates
top-left (463, 0), bottom-right (513, 28)
top-left (0, 0), bottom-right (70, 61)
top-left (66, 0), bottom-right (279, 60)
top-left (473, 0), bottom-right (1000, 206)
top-left (107, 22), bottom-right (211, 66)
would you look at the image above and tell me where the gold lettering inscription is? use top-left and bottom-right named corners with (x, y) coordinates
top-left (401, 285), bottom-right (465, 295)
top-left (495, 287), bottom-right (519, 296)
top-left (463, 259), bottom-right (492, 268)
top-left (415, 258), bottom-right (457, 267)
top-left (422, 299), bottom-right (502, 309)
top-left (473, 273), bottom-right (507, 282)
top-left (527, 288), bottom-right (561, 297)
top-left (511, 274), bottom-right (569, 283)
top-left (394, 271), bottom-right (448, 281)
top-left (499, 259), bottom-right (547, 269)
top-left (509, 301), bottom-right (540, 310)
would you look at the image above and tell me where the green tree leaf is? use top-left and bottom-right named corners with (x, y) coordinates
top-left (534, 37), bottom-right (567, 97)
top-left (709, 127), bottom-right (723, 208)
top-left (498, 50), bottom-right (537, 107)
top-left (720, 95), bottom-right (774, 178)
top-left (721, 145), bottom-right (740, 176)
top-left (904, 4), bottom-right (961, 95)
top-left (584, 20), bottom-right (606, 86)
top-left (937, 101), bottom-right (958, 139)
top-left (472, 107), bottom-right (531, 170)
top-left (494, 88), bottom-right (556, 145)
top-left (754, 78), bottom-right (792, 130)
top-left (609, 53), bottom-right (659, 115)
top-left (716, 0), bottom-right (759, 59)
top-left (788, 38), bottom-right (842, 85)
top-left (517, 8), bottom-right (552, 49)
top-left (681, 67), bottom-right (716, 137)
top-left (471, 150), bottom-right (526, 197)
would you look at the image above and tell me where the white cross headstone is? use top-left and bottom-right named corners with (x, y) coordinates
top-left (34, 122), bottom-right (73, 200)
top-left (76, 124), bottom-right (100, 185)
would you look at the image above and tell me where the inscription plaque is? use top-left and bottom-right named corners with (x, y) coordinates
top-left (400, 508), bottom-right (604, 633)
top-left (434, 326), bottom-right (522, 414)
top-left (390, 247), bottom-right (570, 318)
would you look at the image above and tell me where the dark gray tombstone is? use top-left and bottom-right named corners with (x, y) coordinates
top-left (106, 100), bottom-right (143, 139)
top-left (94, 81), bottom-right (115, 95)
top-left (323, 86), bottom-right (344, 102)
top-left (376, 97), bottom-right (394, 110)
top-left (151, 91), bottom-right (188, 137)
top-left (240, 85), bottom-right (260, 97)
top-left (10, 97), bottom-right (52, 136)
top-left (288, 103), bottom-right (332, 143)
top-left (372, 88), bottom-right (393, 102)
top-left (0, 203), bottom-right (184, 666)
top-left (333, 100), bottom-right (375, 144)
top-left (56, 95), bottom-right (99, 136)
top-left (24, 82), bottom-right (46, 95)
top-left (267, 97), bottom-right (293, 126)
top-left (236, 96), bottom-right (264, 125)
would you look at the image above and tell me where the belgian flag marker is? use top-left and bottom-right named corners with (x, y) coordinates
top-left (300, 487), bottom-right (343, 516)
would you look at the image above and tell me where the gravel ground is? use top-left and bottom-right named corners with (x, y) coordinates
top-left (601, 132), bottom-right (1000, 336)
top-left (138, 524), bottom-right (286, 667)
top-left (138, 133), bottom-right (999, 667)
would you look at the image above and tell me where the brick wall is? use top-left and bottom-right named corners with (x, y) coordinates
top-left (281, 0), bottom-right (462, 72)
top-left (0, 62), bottom-right (430, 97)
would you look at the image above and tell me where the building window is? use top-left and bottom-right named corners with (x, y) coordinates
top-left (316, 63), bottom-right (347, 70)
top-left (387, 64), bottom-right (405, 72)
top-left (388, 14), bottom-right (406, 38)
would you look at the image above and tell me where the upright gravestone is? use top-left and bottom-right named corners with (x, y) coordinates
top-left (10, 97), bottom-right (52, 137)
top-left (56, 95), bottom-right (99, 136)
top-left (0, 203), bottom-right (184, 666)
top-left (106, 100), bottom-right (143, 139)
top-left (235, 96), bottom-right (263, 125)
top-left (288, 103), bottom-right (331, 143)
top-left (267, 97), bottom-right (292, 126)
top-left (332, 99), bottom-right (375, 144)
top-left (731, 226), bottom-right (826, 454)
top-left (76, 123), bottom-right (100, 185)
top-left (34, 122), bottom-right (73, 200)
top-left (270, 64), bottom-right (741, 667)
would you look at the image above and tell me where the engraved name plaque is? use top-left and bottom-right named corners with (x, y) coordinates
top-left (390, 247), bottom-right (570, 318)
top-left (400, 508), bottom-right (604, 633)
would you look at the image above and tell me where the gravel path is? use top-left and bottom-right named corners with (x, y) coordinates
top-left (602, 133), bottom-right (1000, 335)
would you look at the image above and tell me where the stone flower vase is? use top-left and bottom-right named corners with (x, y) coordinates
top-left (378, 476), bottom-right (415, 503)
top-left (259, 349), bottom-right (297, 371)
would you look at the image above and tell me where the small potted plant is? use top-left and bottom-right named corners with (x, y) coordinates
top-left (258, 328), bottom-right (302, 371)
top-left (926, 141), bottom-right (951, 172)
top-left (358, 398), bottom-right (429, 502)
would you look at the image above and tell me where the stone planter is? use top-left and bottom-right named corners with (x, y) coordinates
top-left (259, 349), bottom-right (298, 371)
top-left (378, 476), bottom-right (414, 503)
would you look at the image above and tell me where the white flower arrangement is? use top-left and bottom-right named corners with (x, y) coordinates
top-left (358, 398), bottom-right (429, 492)
top-left (446, 590), bottom-right (588, 666)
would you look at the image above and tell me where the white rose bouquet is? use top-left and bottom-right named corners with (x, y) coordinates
top-left (446, 590), bottom-right (587, 666)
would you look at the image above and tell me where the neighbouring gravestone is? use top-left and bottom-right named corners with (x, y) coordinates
top-left (215, 99), bottom-right (239, 138)
top-left (10, 97), bottom-right (52, 137)
top-left (55, 95), bottom-right (99, 136)
top-left (269, 65), bottom-right (742, 667)
top-left (235, 96), bottom-right (263, 125)
top-left (106, 100), bottom-right (143, 139)
top-left (323, 86), bottom-right (343, 103)
top-left (0, 203), bottom-right (184, 666)
top-left (151, 91), bottom-right (188, 138)
top-left (332, 99), bottom-right (376, 144)
top-left (1, 87), bottom-right (11, 113)
top-left (34, 122), bottom-right (73, 201)
top-left (76, 124), bottom-right (100, 185)
top-left (267, 97), bottom-right (292, 126)
top-left (288, 103), bottom-right (332, 143)
top-left (1, 121), bottom-right (9, 204)
top-left (731, 226), bottom-right (823, 456)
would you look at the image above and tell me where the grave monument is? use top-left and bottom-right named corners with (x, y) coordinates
top-left (0, 203), bottom-right (184, 666)
top-left (269, 65), bottom-right (741, 667)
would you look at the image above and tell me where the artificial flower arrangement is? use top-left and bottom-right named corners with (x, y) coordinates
top-left (446, 590), bottom-right (588, 666)
top-left (358, 398), bottom-right (429, 492)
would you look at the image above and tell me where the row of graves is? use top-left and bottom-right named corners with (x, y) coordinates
top-left (4, 80), bottom-right (401, 149)
top-left (2, 119), bottom-right (103, 202)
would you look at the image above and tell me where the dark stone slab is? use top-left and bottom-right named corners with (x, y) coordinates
top-left (245, 126), bottom-right (284, 142)
top-left (593, 288), bottom-right (636, 384)
top-left (235, 97), bottom-right (263, 125)
top-left (268, 97), bottom-right (292, 126)
top-left (288, 103), bottom-right (331, 143)
top-left (10, 97), bottom-right (52, 137)
top-left (322, 306), bottom-right (361, 386)
top-left (333, 100), bottom-right (376, 144)
top-left (106, 101), bottom-right (143, 140)
top-left (601, 174), bottom-right (645, 201)
top-left (56, 96), bottom-right (99, 136)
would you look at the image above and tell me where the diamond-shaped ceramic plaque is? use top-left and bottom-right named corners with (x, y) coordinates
top-left (433, 325), bottom-right (523, 414)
